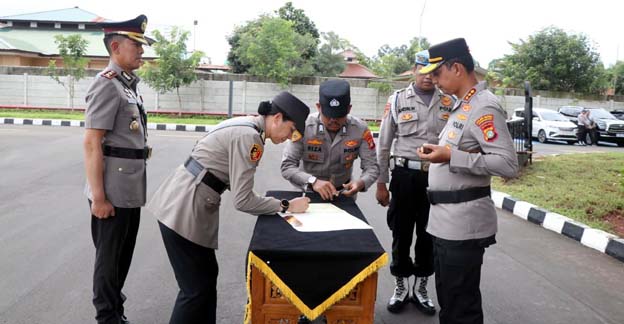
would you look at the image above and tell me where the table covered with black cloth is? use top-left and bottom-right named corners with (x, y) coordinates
top-left (244, 190), bottom-right (388, 321)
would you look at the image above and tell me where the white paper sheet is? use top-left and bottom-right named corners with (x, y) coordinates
top-left (278, 203), bottom-right (372, 232)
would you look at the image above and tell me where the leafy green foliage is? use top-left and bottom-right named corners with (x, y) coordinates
top-left (47, 34), bottom-right (89, 108)
top-left (235, 17), bottom-right (315, 85)
top-left (497, 27), bottom-right (607, 93)
top-left (139, 27), bottom-right (204, 112)
top-left (606, 61), bottom-right (624, 95)
top-left (314, 32), bottom-right (348, 77)
top-left (367, 81), bottom-right (394, 95)
top-left (370, 37), bottom-right (430, 78)
top-left (276, 1), bottom-right (319, 60)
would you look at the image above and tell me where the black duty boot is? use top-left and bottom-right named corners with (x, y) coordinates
top-left (387, 276), bottom-right (409, 313)
top-left (411, 276), bottom-right (436, 316)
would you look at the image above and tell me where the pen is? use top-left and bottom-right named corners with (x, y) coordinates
top-left (302, 183), bottom-right (308, 197)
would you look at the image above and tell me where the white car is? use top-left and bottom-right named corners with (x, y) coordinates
top-left (512, 108), bottom-right (578, 144)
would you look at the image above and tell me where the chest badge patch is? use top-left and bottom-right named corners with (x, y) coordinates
top-left (448, 131), bottom-right (457, 139)
top-left (401, 113), bottom-right (413, 121)
top-left (462, 104), bottom-right (471, 112)
top-left (307, 138), bottom-right (323, 145)
top-left (344, 140), bottom-right (358, 147)
top-left (441, 112), bottom-right (450, 120)
top-left (250, 143), bottom-right (263, 162)
top-left (129, 116), bottom-right (140, 132)
top-left (457, 114), bottom-right (468, 121)
top-left (441, 96), bottom-right (452, 106)
top-left (475, 114), bottom-right (498, 142)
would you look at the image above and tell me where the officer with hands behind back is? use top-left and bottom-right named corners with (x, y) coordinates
top-left (83, 14), bottom-right (154, 324)
top-left (417, 38), bottom-right (519, 324)
top-left (281, 79), bottom-right (380, 201)
top-left (147, 92), bottom-right (310, 324)
top-left (376, 50), bottom-right (454, 315)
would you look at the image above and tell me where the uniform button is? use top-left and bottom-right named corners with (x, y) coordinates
top-left (118, 168), bottom-right (123, 172)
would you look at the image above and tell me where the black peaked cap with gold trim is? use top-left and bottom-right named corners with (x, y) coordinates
top-left (98, 14), bottom-right (155, 46)
top-left (420, 38), bottom-right (470, 74)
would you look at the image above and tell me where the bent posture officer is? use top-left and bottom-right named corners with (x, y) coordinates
top-left (83, 15), bottom-right (155, 324)
top-left (376, 50), bottom-right (454, 315)
top-left (281, 79), bottom-right (379, 200)
top-left (417, 38), bottom-right (519, 324)
top-left (147, 92), bottom-right (310, 324)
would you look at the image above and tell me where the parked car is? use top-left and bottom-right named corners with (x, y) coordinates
top-left (611, 109), bottom-right (624, 120)
top-left (558, 106), bottom-right (584, 125)
top-left (558, 106), bottom-right (624, 146)
top-left (513, 107), bottom-right (578, 144)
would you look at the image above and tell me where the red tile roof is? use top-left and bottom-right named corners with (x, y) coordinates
top-left (339, 62), bottom-right (378, 79)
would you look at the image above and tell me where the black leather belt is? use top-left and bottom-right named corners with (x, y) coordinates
top-left (427, 186), bottom-right (491, 205)
top-left (103, 145), bottom-right (152, 159)
top-left (184, 157), bottom-right (227, 194)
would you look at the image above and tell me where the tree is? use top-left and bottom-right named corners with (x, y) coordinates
top-left (275, 1), bottom-right (319, 60)
top-left (228, 2), bottom-right (320, 74)
top-left (235, 17), bottom-right (315, 85)
top-left (370, 37), bottom-right (430, 77)
top-left (499, 27), bottom-right (607, 93)
top-left (47, 34), bottom-right (89, 109)
top-left (314, 32), bottom-right (348, 77)
top-left (607, 61), bottom-right (624, 95)
top-left (138, 27), bottom-right (204, 114)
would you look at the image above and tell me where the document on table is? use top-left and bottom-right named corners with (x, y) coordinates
top-left (278, 203), bottom-right (372, 232)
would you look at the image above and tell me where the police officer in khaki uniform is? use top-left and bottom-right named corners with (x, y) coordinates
top-left (417, 38), bottom-right (519, 324)
top-left (146, 92), bottom-right (310, 324)
top-left (281, 79), bottom-right (379, 200)
top-left (83, 14), bottom-right (154, 324)
top-left (376, 50), bottom-right (454, 315)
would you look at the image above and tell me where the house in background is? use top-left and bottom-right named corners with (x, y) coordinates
top-left (0, 7), bottom-right (156, 69)
top-left (338, 49), bottom-right (378, 79)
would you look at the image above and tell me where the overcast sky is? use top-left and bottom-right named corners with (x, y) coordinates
top-left (2, 0), bottom-right (622, 67)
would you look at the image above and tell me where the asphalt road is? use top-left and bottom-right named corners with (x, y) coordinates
top-left (1, 125), bottom-right (623, 324)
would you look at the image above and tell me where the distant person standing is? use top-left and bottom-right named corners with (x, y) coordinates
top-left (586, 110), bottom-right (598, 145)
top-left (577, 109), bottom-right (588, 145)
top-left (83, 15), bottom-right (155, 324)
top-left (417, 38), bottom-right (519, 324)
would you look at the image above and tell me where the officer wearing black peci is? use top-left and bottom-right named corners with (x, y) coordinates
top-left (83, 14), bottom-right (154, 324)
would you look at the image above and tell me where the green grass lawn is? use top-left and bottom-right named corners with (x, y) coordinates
top-left (0, 109), bottom-right (382, 131)
top-left (492, 153), bottom-right (624, 236)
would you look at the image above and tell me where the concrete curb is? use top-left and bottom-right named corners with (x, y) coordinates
top-left (0, 117), bottom-right (382, 137)
top-left (492, 190), bottom-right (624, 263)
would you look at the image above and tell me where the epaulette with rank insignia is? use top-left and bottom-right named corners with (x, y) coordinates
top-left (101, 70), bottom-right (117, 80)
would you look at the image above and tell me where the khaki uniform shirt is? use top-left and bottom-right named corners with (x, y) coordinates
top-left (147, 116), bottom-right (281, 249)
top-left (281, 113), bottom-right (380, 190)
top-left (427, 81), bottom-right (519, 240)
top-left (377, 84), bottom-right (454, 183)
top-left (84, 61), bottom-right (147, 208)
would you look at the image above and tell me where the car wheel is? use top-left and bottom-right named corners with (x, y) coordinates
top-left (567, 140), bottom-right (576, 145)
top-left (538, 130), bottom-right (547, 143)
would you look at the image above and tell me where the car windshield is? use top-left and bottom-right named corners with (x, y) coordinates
top-left (588, 109), bottom-right (617, 119)
top-left (541, 111), bottom-right (570, 121)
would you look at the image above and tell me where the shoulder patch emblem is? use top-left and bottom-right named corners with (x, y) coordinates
top-left (249, 143), bottom-right (263, 162)
top-left (475, 114), bottom-right (498, 142)
top-left (102, 70), bottom-right (117, 79)
top-left (363, 129), bottom-right (375, 150)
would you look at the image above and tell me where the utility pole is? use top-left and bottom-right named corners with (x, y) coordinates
top-left (193, 20), bottom-right (198, 52)
top-left (418, 0), bottom-right (427, 50)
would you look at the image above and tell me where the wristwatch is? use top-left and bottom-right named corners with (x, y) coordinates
top-left (307, 176), bottom-right (317, 185)
top-left (280, 199), bottom-right (290, 213)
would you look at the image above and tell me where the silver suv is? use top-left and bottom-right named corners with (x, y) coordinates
top-left (558, 106), bottom-right (624, 146)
